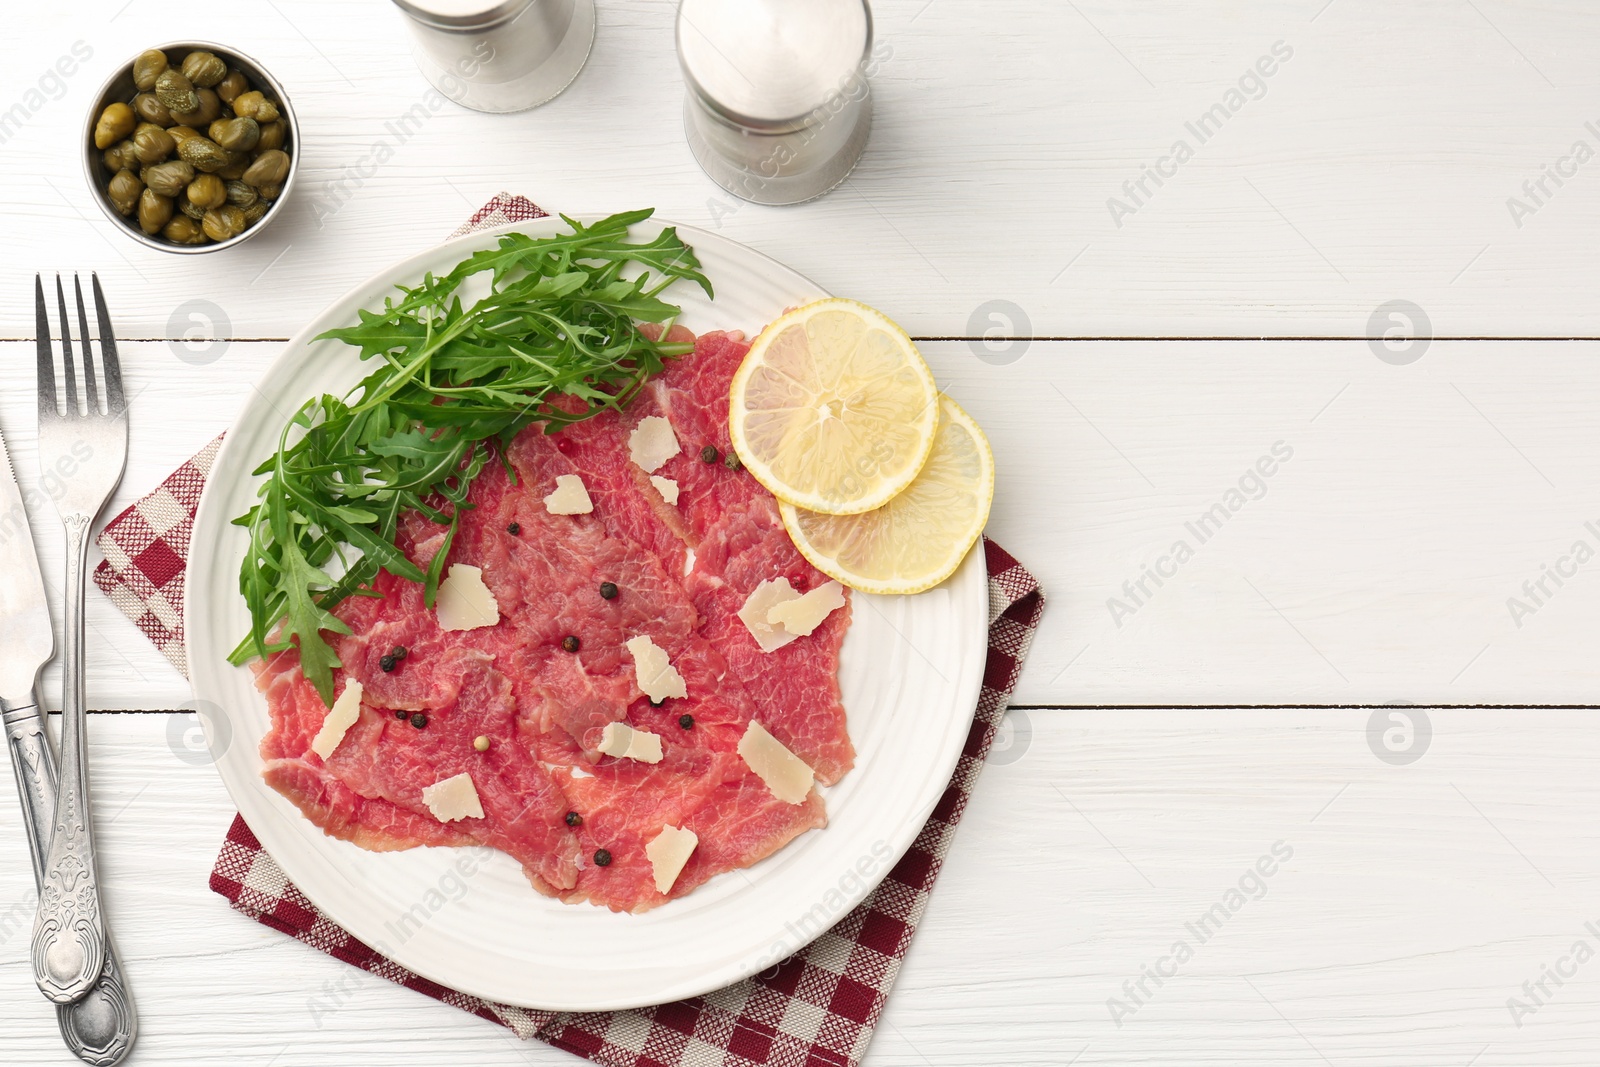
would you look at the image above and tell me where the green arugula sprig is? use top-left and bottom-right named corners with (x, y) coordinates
top-left (228, 210), bottom-right (713, 704)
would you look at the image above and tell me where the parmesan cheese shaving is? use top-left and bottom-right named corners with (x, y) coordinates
top-left (625, 634), bottom-right (688, 702)
top-left (597, 721), bottom-right (664, 763)
top-left (543, 473), bottom-right (593, 515)
top-left (737, 578), bottom-right (801, 652)
top-left (737, 721), bottom-right (814, 805)
top-left (646, 825), bottom-right (699, 894)
top-left (436, 564), bottom-right (500, 631)
top-left (420, 772), bottom-right (484, 822)
top-left (628, 416), bottom-right (680, 473)
top-left (650, 475), bottom-right (680, 505)
top-left (766, 580), bottom-right (846, 637)
top-left (310, 680), bottom-right (363, 760)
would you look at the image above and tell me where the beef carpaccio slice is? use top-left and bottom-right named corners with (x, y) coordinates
top-left (255, 330), bottom-right (852, 912)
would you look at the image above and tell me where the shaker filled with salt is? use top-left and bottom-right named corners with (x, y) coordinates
top-left (677, 0), bottom-right (875, 205)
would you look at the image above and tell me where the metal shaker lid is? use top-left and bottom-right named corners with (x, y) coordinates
top-left (391, 0), bottom-right (533, 31)
top-left (677, 0), bottom-right (873, 128)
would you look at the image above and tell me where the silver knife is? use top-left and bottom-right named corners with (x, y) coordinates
top-left (0, 425), bottom-right (135, 1065)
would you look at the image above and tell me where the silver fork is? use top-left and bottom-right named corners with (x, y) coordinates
top-left (29, 274), bottom-right (128, 1006)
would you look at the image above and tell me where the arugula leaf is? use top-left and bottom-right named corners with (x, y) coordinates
top-left (228, 210), bottom-right (710, 705)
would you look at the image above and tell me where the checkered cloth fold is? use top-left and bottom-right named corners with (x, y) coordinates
top-left (91, 194), bottom-right (1045, 1067)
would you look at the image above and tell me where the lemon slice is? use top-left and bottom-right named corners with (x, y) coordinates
top-left (779, 396), bottom-right (995, 595)
top-left (729, 299), bottom-right (939, 515)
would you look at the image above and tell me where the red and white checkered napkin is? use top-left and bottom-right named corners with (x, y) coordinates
top-left (91, 194), bottom-right (1047, 1066)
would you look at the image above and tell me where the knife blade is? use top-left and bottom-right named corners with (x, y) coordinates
top-left (0, 422), bottom-right (136, 1065)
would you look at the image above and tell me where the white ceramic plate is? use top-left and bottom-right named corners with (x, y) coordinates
top-left (185, 215), bottom-right (989, 1011)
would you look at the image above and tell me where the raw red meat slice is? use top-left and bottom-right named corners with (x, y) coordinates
top-left (256, 323), bottom-right (854, 912)
top-left (687, 498), bottom-right (855, 784)
top-left (262, 758), bottom-right (476, 851)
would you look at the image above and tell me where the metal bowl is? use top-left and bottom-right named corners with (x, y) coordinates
top-left (82, 41), bottom-right (299, 254)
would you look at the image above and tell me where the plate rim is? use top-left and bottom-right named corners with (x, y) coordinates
top-left (184, 214), bottom-right (990, 1010)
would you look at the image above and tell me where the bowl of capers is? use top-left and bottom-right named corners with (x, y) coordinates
top-left (84, 42), bottom-right (298, 253)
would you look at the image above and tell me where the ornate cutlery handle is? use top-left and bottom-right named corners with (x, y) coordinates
top-left (5, 699), bottom-right (136, 1063)
top-left (31, 517), bottom-right (107, 1004)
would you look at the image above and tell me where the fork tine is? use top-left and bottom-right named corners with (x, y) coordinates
top-left (34, 275), bottom-right (56, 419)
top-left (54, 275), bottom-right (77, 414)
top-left (73, 275), bottom-right (99, 416)
top-left (90, 274), bottom-right (124, 414)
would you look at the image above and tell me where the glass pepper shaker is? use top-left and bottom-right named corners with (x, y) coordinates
top-left (390, 0), bottom-right (596, 113)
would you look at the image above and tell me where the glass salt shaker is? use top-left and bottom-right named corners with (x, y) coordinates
top-left (390, 0), bottom-right (596, 113)
top-left (677, 0), bottom-right (875, 205)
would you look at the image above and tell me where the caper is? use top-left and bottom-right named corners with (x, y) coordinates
top-left (102, 139), bottom-right (138, 173)
top-left (254, 182), bottom-right (282, 201)
top-left (187, 173), bottom-right (227, 210)
top-left (167, 125), bottom-right (200, 147)
top-left (178, 194), bottom-right (206, 221)
top-left (256, 120), bottom-right (285, 152)
top-left (137, 188), bottom-right (173, 235)
top-left (178, 135), bottom-right (229, 173)
top-left (232, 91), bottom-right (279, 123)
top-left (242, 149), bottom-right (289, 187)
top-left (153, 68), bottom-right (198, 114)
top-left (106, 170), bottom-right (143, 216)
top-left (215, 69), bottom-right (248, 105)
top-left (209, 116), bottom-right (259, 153)
top-left (163, 214), bottom-right (207, 245)
top-left (132, 92), bottom-right (172, 126)
top-left (180, 51), bottom-right (227, 88)
top-left (171, 87), bottom-right (221, 128)
top-left (215, 153), bottom-right (250, 180)
top-left (132, 49), bottom-right (168, 92)
top-left (222, 179), bottom-right (257, 208)
top-left (131, 123), bottom-right (175, 164)
top-left (142, 159), bottom-right (194, 197)
top-left (242, 200), bottom-right (268, 225)
top-left (93, 102), bottom-right (135, 150)
top-left (201, 205), bottom-right (247, 242)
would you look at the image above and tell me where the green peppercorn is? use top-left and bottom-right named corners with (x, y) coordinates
top-left (724, 452), bottom-right (742, 471)
top-left (599, 581), bottom-right (618, 600)
top-left (392, 646), bottom-right (408, 660)
top-left (565, 811), bottom-right (582, 827)
top-left (562, 635), bottom-right (580, 653)
top-left (701, 445), bottom-right (718, 464)
top-left (410, 712), bottom-right (428, 729)
top-left (593, 848), bottom-right (612, 867)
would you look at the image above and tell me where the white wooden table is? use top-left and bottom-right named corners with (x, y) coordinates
top-left (4, 1), bottom-right (1600, 1063)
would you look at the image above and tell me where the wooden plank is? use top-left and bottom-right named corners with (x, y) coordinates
top-left (5, 2), bottom-right (1600, 337)
top-left (0, 710), bottom-right (1593, 1065)
top-left (0, 338), bottom-right (1587, 708)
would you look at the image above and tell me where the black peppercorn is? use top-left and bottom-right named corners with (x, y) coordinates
top-left (678, 714), bottom-right (694, 729)
top-left (701, 445), bottom-right (718, 464)
top-left (392, 646), bottom-right (408, 661)
top-left (507, 522), bottom-right (520, 535)
top-left (593, 848), bottom-right (612, 867)
top-left (379, 654), bottom-right (396, 673)
top-left (562, 635), bottom-right (581, 653)
top-left (599, 581), bottom-right (618, 600)
top-left (565, 810), bottom-right (582, 827)
top-left (394, 709), bottom-right (408, 721)
top-left (410, 712), bottom-right (428, 729)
